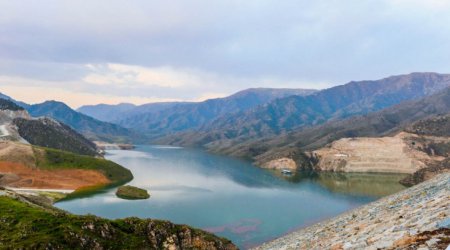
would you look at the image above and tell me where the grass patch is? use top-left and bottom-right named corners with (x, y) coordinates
top-left (116, 185), bottom-right (150, 200)
top-left (34, 147), bottom-right (133, 186)
top-left (0, 196), bottom-right (235, 249)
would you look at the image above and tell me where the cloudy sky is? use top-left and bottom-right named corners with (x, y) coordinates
top-left (1, 0), bottom-right (450, 108)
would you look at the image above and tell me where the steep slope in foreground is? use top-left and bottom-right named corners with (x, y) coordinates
top-left (159, 72), bottom-right (450, 147)
top-left (0, 192), bottom-right (236, 250)
top-left (255, 173), bottom-right (450, 250)
top-left (115, 88), bottom-right (316, 138)
top-left (26, 101), bottom-right (139, 143)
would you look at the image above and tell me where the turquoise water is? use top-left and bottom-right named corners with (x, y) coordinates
top-left (55, 146), bottom-right (406, 249)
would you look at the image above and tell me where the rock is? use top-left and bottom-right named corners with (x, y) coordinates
top-left (253, 173), bottom-right (450, 250)
top-left (261, 157), bottom-right (297, 170)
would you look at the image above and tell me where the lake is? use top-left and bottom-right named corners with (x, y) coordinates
top-left (55, 145), bottom-right (407, 249)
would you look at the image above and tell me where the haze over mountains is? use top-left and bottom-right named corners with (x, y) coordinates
top-left (154, 73), bottom-right (450, 145)
top-left (27, 101), bottom-right (137, 143)
top-left (2, 72), bottom-right (450, 161)
top-left (78, 88), bottom-right (317, 138)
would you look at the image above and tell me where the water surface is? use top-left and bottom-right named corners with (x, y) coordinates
top-left (55, 146), bottom-right (407, 249)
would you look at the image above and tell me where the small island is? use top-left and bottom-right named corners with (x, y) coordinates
top-left (116, 185), bottom-right (150, 200)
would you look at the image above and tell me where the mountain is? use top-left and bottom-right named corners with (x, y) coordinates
top-left (158, 72), bottom-right (450, 147)
top-left (26, 101), bottom-right (139, 143)
top-left (111, 88), bottom-right (316, 138)
top-left (13, 117), bottom-right (98, 156)
top-left (77, 103), bottom-right (136, 122)
top-left (206, 85), bottom-right (450, 166)
top-left (0, 98), bottom-right (99, 156)
top-left (0, 92), bottom-right (29, 109)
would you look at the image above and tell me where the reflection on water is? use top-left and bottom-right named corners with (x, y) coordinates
top-left (55, 146), bottom-right (407, 249)
top-left (275, 171), bottom-right (408, 197)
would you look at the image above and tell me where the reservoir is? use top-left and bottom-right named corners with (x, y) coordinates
top-left (55, 145), bottom-right (407, 249)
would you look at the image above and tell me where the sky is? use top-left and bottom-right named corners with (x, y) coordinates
top-left (1, 0), bottom-right (450, 108)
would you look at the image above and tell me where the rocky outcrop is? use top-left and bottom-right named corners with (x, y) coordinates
top-left (262, 158), bottom-right (297, 170)
top-left (255, 173), bottom-right (450, 250)
top-left (311, 133), bottom-right (438, 174)
top-left (0, 190), bottom-right (237, 250)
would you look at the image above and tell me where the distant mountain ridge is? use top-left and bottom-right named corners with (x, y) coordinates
top-left (26, 101), bottom-right (139, 143)
top-left (157, 72), bottom-right (450, 147)
top-left (113, 88), bottom-right (316, 138)
top-left (0, 98), bottom-right (98, 156)
top-left (203, 85), bottom-right (450, 167)
top-left (77, 88), bottom-right (317, 138)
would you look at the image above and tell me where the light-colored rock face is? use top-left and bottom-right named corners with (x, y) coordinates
top-left (262, 157), bottom-right (297, 170)
top-left (0, 110), bottom-right (30, 123)
top-left (0, 110), bottom-right (31, 142)
top-left (255, 173), bottom-right (450, 250)
top-left (312, 133), bottom-right (437, 174)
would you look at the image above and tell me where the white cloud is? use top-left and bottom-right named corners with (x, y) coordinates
top-left (83, 63), bottom-right (216, 88)
top-left (0, 76), bottom-right (182, 108)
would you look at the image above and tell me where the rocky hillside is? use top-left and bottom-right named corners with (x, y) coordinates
top-left (201, 85), bottom-right (450, 169)
top-left (109, 88), bottom-right (316, 138)
top-left (26, 101), bottom-right (139, 143)
top-left (0, 191), bottom-right (237, 250)
top-left (406, 114), bottom-right (450, 137)
top-left (159, 72), bottom-right (450, 147)
top-left (14, 117), bottom-right (99, 156)
top-left (255, 172), bottom-right (450, 250)
top-left (0, 98), bottom-right (100, 156)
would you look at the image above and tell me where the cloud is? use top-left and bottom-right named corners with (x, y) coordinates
top-left (0, 76), bottom-right (182, 108)
top-left (83, 63), bottom-right (210, 88)
top-left (0, 0), bottom-right (450, 106)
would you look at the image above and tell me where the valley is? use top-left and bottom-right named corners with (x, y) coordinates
top-left (0, 73), bottom-right (449, 249)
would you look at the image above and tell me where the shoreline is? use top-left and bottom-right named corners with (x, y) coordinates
top-left (254, 172), bottom-right (450, 249)
top-left (5, 187), bottom-right (75, 194)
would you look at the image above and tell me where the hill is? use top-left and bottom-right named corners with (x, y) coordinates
top-left (0, 98), bottom-right (100, 156)
top-left (159, 72), bottom-right (450, 147)
top-left (27, 101), bottom-right (140, 143)
top-left (0, 194), bottom-right (236, 250)
top-left (77, 103), bottom-right (137, 123)
top-left (14, 117), bottom-right (98, 156)
top-left (98, 88), bottom-right (316, 138)
top-left (0, 141), bottom-right (132, 190)
top-left (187, 85), bottom-right (450, 170)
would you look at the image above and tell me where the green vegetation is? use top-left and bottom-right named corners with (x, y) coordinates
top-left (0, 196), bottom-right (236, 249)
top-left (116, 185), bottom-right (150, 200)
top-left (34, 147), bottom-right (133, 186)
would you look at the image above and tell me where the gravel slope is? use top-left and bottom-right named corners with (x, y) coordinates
top-left (255, 173), bottom-right (450, 250)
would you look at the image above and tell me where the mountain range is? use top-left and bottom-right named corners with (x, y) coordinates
top-left (206, 86), bottom-right (450, 166)
top-left (154, 72), bottom-right (450, 146)
top-left (78, 88), bottom-right (317, 138)
top-left (26, 101), bottom-right (138, 143)
top-left (2, 72), bottom-right (450, 163)
top-left (0, 99), bottom-right (98, 156)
